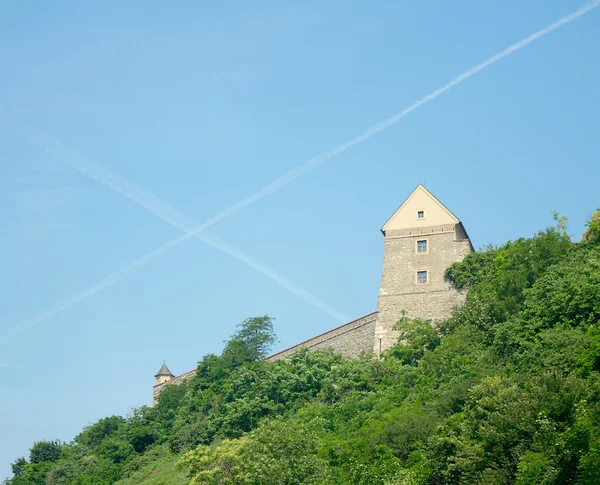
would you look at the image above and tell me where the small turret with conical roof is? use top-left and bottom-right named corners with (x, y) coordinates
top-left (154, 361), bottom-right (174, 386)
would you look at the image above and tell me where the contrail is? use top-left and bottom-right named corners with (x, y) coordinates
top-left (80, 0), bottom-right (600, 243)
top-left (177, 0), bottom-right (600, 232)
top-left (5, 0), bottom-right (598, 338)
top-left (5, 227), bottom-right (349, 342)
top-left (2, 131), bottom-right (349, 342)
top-left (53, 135), bottom-right (351, 326)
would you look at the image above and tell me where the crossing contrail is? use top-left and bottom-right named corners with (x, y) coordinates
top-left (5, 0), bottom-right (598, 339)
top-left (2, 134), bottom-right (350, 342)
top-left (4, 226), bottom-right (349, 342)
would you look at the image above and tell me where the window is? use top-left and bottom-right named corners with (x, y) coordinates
top-left (417, 240), bottom-right (428, 253)
top-left (417, 210), bottom-right (425, 219)
top-left (417, 271), bottom-right (428, 284)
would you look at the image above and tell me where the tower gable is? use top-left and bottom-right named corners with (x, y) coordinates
top-left (382, 185), bottom-right (459, 235)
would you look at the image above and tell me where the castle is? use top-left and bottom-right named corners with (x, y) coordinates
top-left (153, 185), bottom-right (473, 401)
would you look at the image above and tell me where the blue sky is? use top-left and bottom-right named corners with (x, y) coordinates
top-left (0, 0), bottom-right (599, 478)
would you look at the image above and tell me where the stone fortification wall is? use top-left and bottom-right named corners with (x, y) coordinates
top-left (153, 312), bottom-right (377, 403)
top-left (266, 312), bottom-right (377, 361)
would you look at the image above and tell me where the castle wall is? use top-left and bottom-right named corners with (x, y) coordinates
top-left (266, 312), bottom-right (377, 361)
top-left (375, 224), bottom-right (471, 351)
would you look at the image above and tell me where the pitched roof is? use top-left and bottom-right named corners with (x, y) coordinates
top-left (381, 184), bottom-right (460, 233)
top-left (154, 362), bottom-right (174, 377)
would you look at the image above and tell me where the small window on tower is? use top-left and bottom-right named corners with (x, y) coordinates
top-left (417, 271), bottom-right (428, 284)
top-left (417, 210), bottom-right (425, 219)
top-left (417, 240), bottom-right (428, 253)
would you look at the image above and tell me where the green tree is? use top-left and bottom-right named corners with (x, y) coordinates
top-left (10, 458), bottom-right (26, 477)
top-left (179, 436), bottom-right (246, 485)
top-left (389, 316), bottom-right (440, 366)
top-left (180, 419), bottom-right (328, 485)
top-left (242, 420), bottom-right (329, 485)
top-left (29, 441), bottom-right (62, 464)
top-left (221, 316), bottom-right (277, 367)
top-left (96, 438), bottom-right (134, 464)
top-left (75, 416), bottom-right (125, 448)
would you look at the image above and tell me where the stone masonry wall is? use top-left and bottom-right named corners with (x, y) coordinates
top-left (375, 225), bottom-right (472, 352)
top-left (266, 312), bottom-right (377, 361)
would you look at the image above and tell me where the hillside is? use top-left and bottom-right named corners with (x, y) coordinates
top-left (5, 213), bottom-right (600, 485)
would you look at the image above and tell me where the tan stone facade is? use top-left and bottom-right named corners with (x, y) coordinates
top-left (374, 225), bottom-right (472, 351)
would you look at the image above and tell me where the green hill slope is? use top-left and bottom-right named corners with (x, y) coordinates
top-left (5, 213), bottom-right (600, 485)
top-left (113, 446), bottom-right (187, 485)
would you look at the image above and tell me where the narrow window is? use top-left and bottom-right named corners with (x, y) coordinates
top-left (417, 271), bottom-right (428, 284)
top-left (417, 210), bottom-right (425, 219)
top-left (417, 240), bottom-right (428, 253)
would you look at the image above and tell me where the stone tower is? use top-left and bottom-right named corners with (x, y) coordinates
top-left (154, 362), bottom-right (174, 386)
top-left (374, 185), bottom-right (473, 354)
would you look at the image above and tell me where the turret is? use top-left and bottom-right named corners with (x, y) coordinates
top-left (154, 362), bottom-right (174, 386)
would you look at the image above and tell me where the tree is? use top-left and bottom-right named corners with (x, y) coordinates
top-left (10, 457), bottom-right (26, 477)
top-left (179, 436), bottom-right (246, 485)
top-left (29, 441), bottom-right (62, 464)
top-left (221, 316), bottom-right (277, 367)
top-left (122, 407), bottom-right (159, 454)
top-left (389, 316), bottom-right (440, 366)
top-left (242, 419), bottom-right (329, 485)
top-left (75, 416), bottom-right (125, 448)
top-left (191, 316), bottom-right (277, 395)
top-left (179, 419), bottom-right (328, 485)
top-left (96, 438), bottom-right (134, 464)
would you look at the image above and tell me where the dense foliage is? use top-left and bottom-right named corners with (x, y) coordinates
top-left (5, 214), bottom-right (600, 484)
